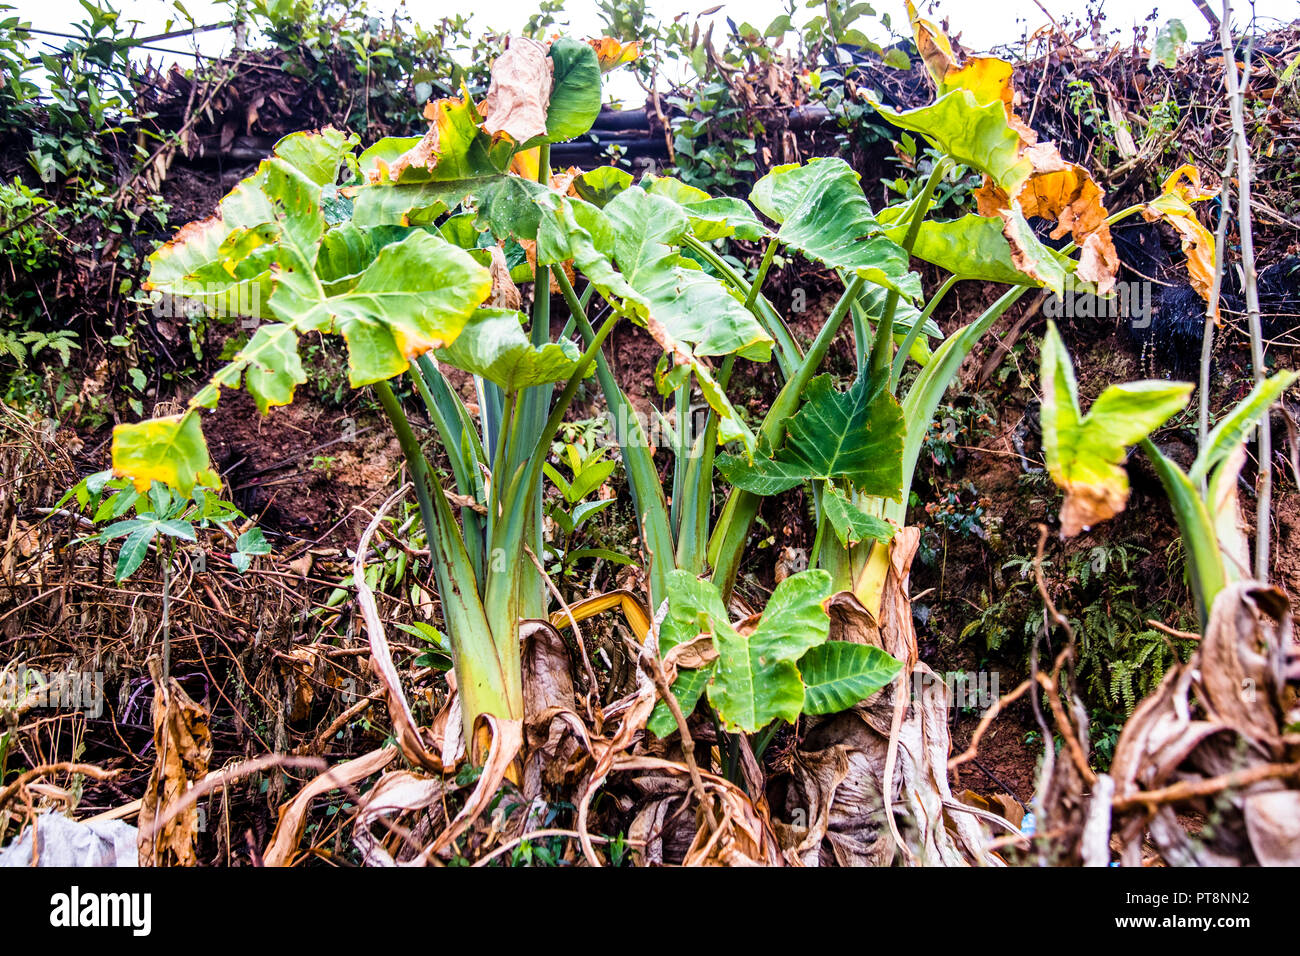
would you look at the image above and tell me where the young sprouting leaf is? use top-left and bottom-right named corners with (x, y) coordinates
top-left (717, 371), bottom-right (905, 498)
top-left (1190, 370), bottom-right (1299, 486)
top-left (435, 308), bottom-right (589, 391)
top-left (708, 569), bottom-right (833, 732)
top-left (798, 641), bottom-right (902, 714)
top-left (571, 497), bottom-right (616, 527)
top-left (115, 525), bottom-right (156, 582)
top-left (1041, 321), bottom-right (1192, 536)
top-left (568, 457), bottom-right (616, 502)
top-left (93, 486), bottom-right (139, 523)
top-left (111, 413), bottom-right (221, 496)
top-left (236, 527), bottom-right (272, 555)
top-left (821, 483), bottom-right (896, 548)
top-left (750, 158), bottom-right (920, 300)
top-left (542, 462), bottom-right (574, 502)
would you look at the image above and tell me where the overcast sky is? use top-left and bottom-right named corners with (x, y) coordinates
top-left (11, 0), bottom-right (1299, 99)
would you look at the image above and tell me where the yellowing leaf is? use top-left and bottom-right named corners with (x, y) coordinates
top-left (1040, 321), bottom-right (1191, 536)
top-left (112, 413), bottom-right (220, 496)
top-left (588, 37), bottom-right (641, 71)
top-left (1143, 164), bottom-right (1217, 303)
top-left (906, 0), bottom-right (958, 84)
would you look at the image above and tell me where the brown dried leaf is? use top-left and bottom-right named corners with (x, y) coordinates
top-left (480, 37), bottom-right (553, 145)
top-left (138, 672), bottom-right (212, 867)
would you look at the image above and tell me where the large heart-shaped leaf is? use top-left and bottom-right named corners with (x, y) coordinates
top-left (604, 186), bottom-right (772, 361)
top-left (1041, 321), bottom-right (1191, 536)
top-left (717, 370), bottom-right (905, 498)
top-left (750, 158), bottom-right (920, 300)
top-left (540, 38), bottom-right (603, 143)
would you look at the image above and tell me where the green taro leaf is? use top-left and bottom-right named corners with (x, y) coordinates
top-left (645, 175), bottom-right (767, 241)
top-left (573, 166), bottom-right (633, 207)
top-left (1041, 321), bottom-right (1191, 536)
top-left (798, 641), bottom-right (902, 714)
top-left (647, 571), bottom-right (731, 738)
top-left (542, 38), bottom-right (603, 143)
top-left (717, 371), bottom-right (905, 498)
top-left (269, 230), bottom-right (492, 386)
top-left (436, 307), bottom-right (590, 391)
top-left (604, 186), bottom-right (772, 361)
top-left (870, 89), bottom-right (1032, 196)
top-left (272, 127), bottom-right (359, 187)
top-left (822, 483), bottom-right (896, 547)
top-left (708, 569), bottom-right (833, 732)
top-left (750, 158), bottom-right (920, 300)
top-left (883, 212), bottom-right (1060, 288)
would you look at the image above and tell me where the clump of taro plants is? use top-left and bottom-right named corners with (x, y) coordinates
top-left (111, 9), bottom-right (1210, 781)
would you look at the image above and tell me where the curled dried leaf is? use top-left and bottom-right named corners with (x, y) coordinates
top-left (1142, 164), bottom-right (1217, 303)
top-left (480, 37), bottom-right (553, 145)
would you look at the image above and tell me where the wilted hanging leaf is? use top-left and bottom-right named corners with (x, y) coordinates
top-left (111, 414), bottom-right (220, 495)
top-left (480, 37), bottom-right (553, 145)
top-left (1142, 164), bottom-right (1217, 303)
top-left (879, 15), bottom-right (1120, 293)
top-left (587, 37), bottom-right (641, 71)
top-left (1040, 321), bottom-right (1191, 536)
top-left (138, 673), bottom-right (212, 867)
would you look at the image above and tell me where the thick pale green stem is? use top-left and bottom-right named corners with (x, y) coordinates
top-left (557, 270), bottom-right (675, 607)
top-left (373, 379), bottom-right (519, 737)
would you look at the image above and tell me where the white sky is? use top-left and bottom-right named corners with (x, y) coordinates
top-left (11, 0), bottom-right (1299, 102)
